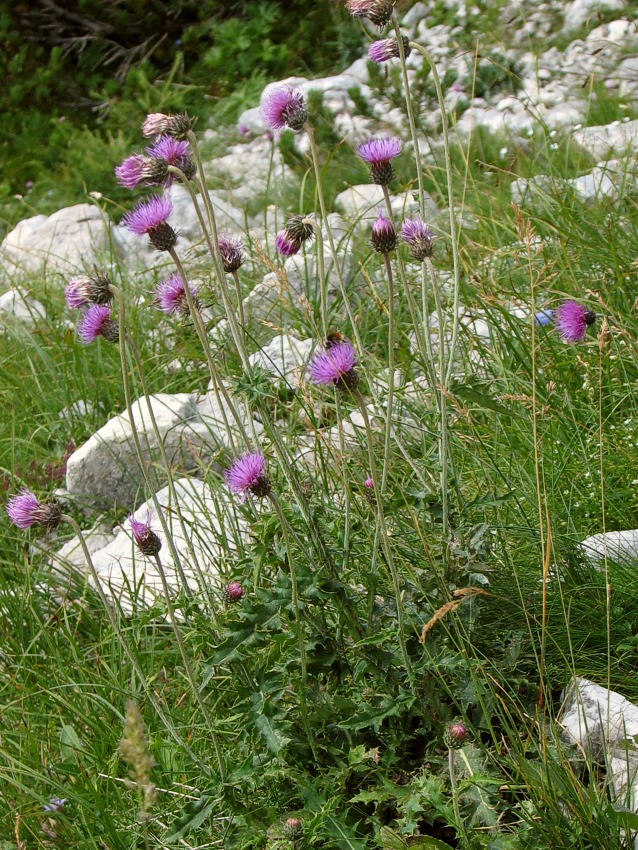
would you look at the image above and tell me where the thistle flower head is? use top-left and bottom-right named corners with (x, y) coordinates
top-left (276, 231), bottom-right (301, 256)
top-left (357, 137), bottom-right (401, 184)
top-left (371, 210), bottom-right (397, 253)
top-left (364, 476), bottom-right (374, 489)
top-left (555, 301), bottom-right (596, 343)
top-left (283, 214), bottom-right (315, 245)
top-left (445, 721), bottom-right (468, 749)
top-left (347, 0), bottom-right (395, 28)
top-left (115, 154), bottom-right (167, 189)
top-left (260, 86), bottom-right (307, 132)
top-left (401, 217), bottom-right (434, 260)
top-left (283, 818), bottom-right (303, 839)
top-left (65, 271), bottom-right (113, 309)
top-left (218, 233), bottom-right (244, 273)
top-left (155, 273), bottom-right (198, 316)
top-left (141, 112), bottom-right (194, 141)
top-left (128, 512), bottom-right (162, 557)
top-left (308, 341), bottom-right (359, 391)
top-left (224, 581), bottom-right (244, 602)
top-left (224, 452), bottom-right (271, 501)
top-left (78, 304), bottom-right (119, 344)
top-left (147, 136), bottom-right (195, 181)
top-left (121, 195), bottom-right (176, 251)
top-left (6, 488), bottom-right (62, 531)
top-left (368, 36), bottom-right (411, 63)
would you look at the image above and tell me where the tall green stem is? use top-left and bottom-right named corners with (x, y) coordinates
top-left (408, 41), bottom-right (461, 386)
top-left (305, 123), bottom-right (365, 355)
top-left (394, 16), bottom-right (426, 218)
top-left (381, 252), bottom-right (395, 494)
top-left (153, 553), bottom-right (225, 780)
top-left (351, 388), bottom-right (413, 686)
top-left (110, 285), bottom-right (192, 594)
top-left (267, 492), bottom-right (317, 758)
top-left (60, 514), bottom-right (211, 776)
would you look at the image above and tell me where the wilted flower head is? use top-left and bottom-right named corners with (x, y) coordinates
top-left (347, 0), bottom-right (395, 28)
top-left (260, 86), bottom-right (307, 132)
top-left (65, 270), bottom-right (113, 309)
top-left (141, 112), bottom-right (193, 141)
top-left (555, 300), bottom-right (596, 343)
top-left (276, 231), bottom-right (301, 257)
top-left (155, 273), bottom-right (198, 316)
top-left (368, 35), bottom-right (411, 63)
top-left (224, 581), bottom-right (244, 602)
top-left (308, 340), bottom-right (359, 391)
top-left (364, 476), bottom-right (374, 489)
top-left (224, 452), bottom-right (271, 501)
top-left (121, 195), bottom-right (176, 252)
top-left (283, 214), bottom-right (315, 245)
top-left (401, 217), bottom-right (434, 260)
top-left (78, 304), bottom-right (119, 344)
top-left (218, 233), bottom-right (244, 273)
top-left (371, 210), bottom-right (397, 253)
top-left (357, 137), bottom-right (402, 184)
top-left (128, 512), bottom-right (162, 557)
top-left (6, 488), bottom-right (62, 531)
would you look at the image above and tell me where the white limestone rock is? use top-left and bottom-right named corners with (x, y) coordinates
top-left (562, 0), bottom-right (624, 33)
top-left (561, 677), bottom-right (638, 821)
top-left (580, 529), bottom-right (638, 565)
top-left (0, 204), bottom-right (111, 279)
top-left (206, 138), bottom-right (296, 205)
top-left (194, 384), bottom-right (263, 449)
top-left (65, 393), bottom-right (209, 509)
top-left (248, 334), bottom-right (313, 385)
top-left (0, 288), bottom-right (46, 325)
top-left (58, 477), bottom-right (248, 611)
top-left (52, 521), bottom-right (116, 575)
top-left (573, 118), bottom-right (638, 160)
top-left (335, 185), bottom-right (425, 224)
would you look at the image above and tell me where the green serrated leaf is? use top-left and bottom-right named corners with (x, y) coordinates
top-left (164, 795), bottom-right (215, 841)
top-left (254, 713), bottom-right (290, 754)
top-left (379, 825), bottom-right (407, 850)
top-left (452, 381), bottom-right (521, 419)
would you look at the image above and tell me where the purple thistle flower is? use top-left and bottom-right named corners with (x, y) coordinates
top-left (78, 304), bottom-right (119, 344)
top-left (121, 195), bottom-right (177, 252)
top-left (368, 36), bottom-right (411, 63)
top-left (446, 722), bottom-right (468, 749)
top-left (141, 112), bottom-right (193, 141)
top-left (115, 154), bottom-right (161, 189)
top-left (357, 137), bottom-right (402, 184)
top-left (260, 86), bottom-right (307, 132)
top-left (308, 341), bottom-right (359, 391)
top-left (6, 488), bottom-right (62, 531)
top-left (43, 797), bottom-right (67, 814)
top-left (224, 581), bottom-right (244, 602)
top-left (364, 476), bottom-right (374, 489)
top-left (401, 217), bottom-right (434, 260)
top-left (224, 452), bottom-right (271, 501)
top-left (218, 233), bottom-right (244, 273)
top-left (128, 512), bottom-right (162, 556)
top-left (147, 136), bottom-right (195, 181)
top-left (155, 273), bottom-right (198, 316)
top-left (371, 210), bottom-right (397, 253)
top-left (276, 231), bottom-right (301, 256)
top-left (555, 301), bottom-right (596, 343)
top-left (65, 271), bottom-right (113, 309)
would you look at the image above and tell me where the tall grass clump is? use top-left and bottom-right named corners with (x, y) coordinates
top-left (3, 2), bottom-right (638, 849)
